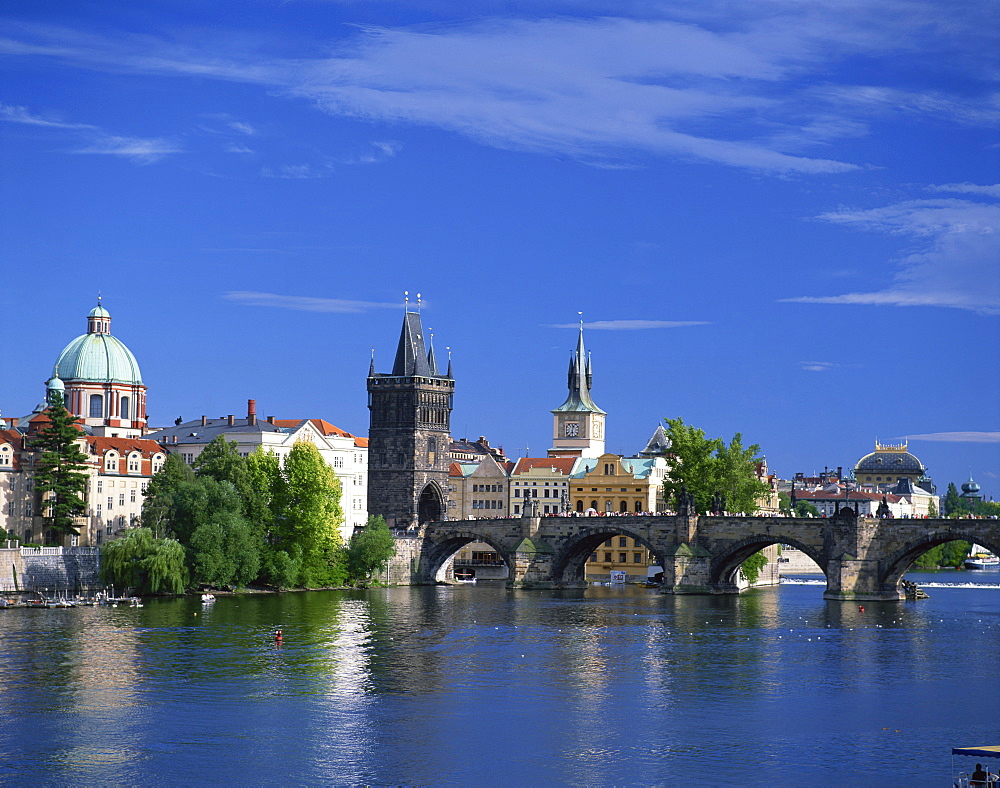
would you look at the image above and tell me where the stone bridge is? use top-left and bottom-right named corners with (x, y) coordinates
top-left (416, 512), bottom-right (1000, 601)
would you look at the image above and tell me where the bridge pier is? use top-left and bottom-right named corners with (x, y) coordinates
top-left (823, 555), bottom-right (903, 601)
top-left (659, 543), bottom-right (714, 594)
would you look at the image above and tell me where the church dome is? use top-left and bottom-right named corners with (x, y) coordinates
top-left (54, 303), bottom-right (143, 385)
top-left (855, 442), bottom-right (925, 474)
top-left (961, 478), bottom-right (981, 495)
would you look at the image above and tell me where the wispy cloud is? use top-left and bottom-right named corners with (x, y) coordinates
top-left (2, 102), bottom-right (180, 163)
top-left (780, 197), bottom-right (1000, 315)
top-left (224, 291), bottom-right (401, 313)
top-left (930, 182), bottom-right (1000, 199)
top-left (2, 5), bottom-right (995, 173)
top-left (0, 102), bottom-right (95, 129)
top-left (904, 432), bottom-right (1000, 443)
top-left (549, 320), bottom-right (710, 330)
top-left (260, 163), bottom-right (331, 179)
top-left (799, 361), bottom-right (839, 372)
top-left (72, 135), bottom-right (181, 163)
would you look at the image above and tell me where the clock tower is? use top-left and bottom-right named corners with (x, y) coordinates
top-left (548, 323), bottom-right (606, 458)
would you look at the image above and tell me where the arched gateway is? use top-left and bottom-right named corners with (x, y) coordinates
top-left (414, 512), bottom-right (1000, 601)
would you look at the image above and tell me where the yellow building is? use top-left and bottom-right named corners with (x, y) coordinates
top-left (569, 453), bottom-right (669, 514)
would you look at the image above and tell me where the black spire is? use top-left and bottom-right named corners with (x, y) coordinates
top-left (391, 311), bottom-right (434, 376)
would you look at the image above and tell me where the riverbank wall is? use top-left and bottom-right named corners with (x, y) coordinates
top-left (0, 545), bottom-right (101, 592)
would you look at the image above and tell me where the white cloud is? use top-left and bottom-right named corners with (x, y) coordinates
top-left (224, 291), bottom-right (401, 313)
top-left (0, 102), bottom-right (95, 129)
top-left (904, 432), bottom-right (1000, 443)
top-left (73, 135), bottom-right (181, 163)
top-left (2, 5), bottom-right (995, 173)
top-left (780, 197), bottom-right (1000, 315)
top-left (930, 183), bottom-right (1000, 199)
top-left (799, 361), bottom-right (838, 372)
top-left (260, 163), bottom-right (331, 179)
top-left (549, 320), bottom-right (710, 330)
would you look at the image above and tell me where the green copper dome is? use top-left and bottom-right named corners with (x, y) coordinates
top-left (55, 304), bottom-right (143, 385)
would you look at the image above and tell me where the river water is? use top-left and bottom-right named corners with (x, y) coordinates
top-left (1, 571), bottom-right (997, 786)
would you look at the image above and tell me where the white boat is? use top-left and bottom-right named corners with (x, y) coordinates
top-left (201, 593), bottom-right (216, 602)
top-left (453, 574), bottom-right (476, 584)
top-left (964, 545), bottom-right (1000, 570)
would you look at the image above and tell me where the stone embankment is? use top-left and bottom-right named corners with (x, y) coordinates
top-left (0, 545), bottom-right (102, 593)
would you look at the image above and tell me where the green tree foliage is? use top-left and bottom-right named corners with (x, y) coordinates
top-left (31, 391), bottom-right (90, 539)
top-left (795, 500), bottom-right (821, 518)
top-left (347, 516), bottom-right (396, 585)
top-left (141, 453), bottom-right (194, 537)
top-left (740, 551), bottom-right (768, 584)
top-left (275, 442), bottom-right (347, 587)
top-left (942, 482), bottom-right (963, 516)
top-left (661, 417), bottom-right (770, 514)
top-left (101, 527), bottom-right (187, 594)
top-left (189, 510), bottom-right (261, 588)
top-left (912, 540), bottom-right (970, 568)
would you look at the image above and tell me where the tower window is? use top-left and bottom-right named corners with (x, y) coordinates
top-left (89, 394), bottom-right (103, 418)
top-left (121, 396), bottom-right (130, 419)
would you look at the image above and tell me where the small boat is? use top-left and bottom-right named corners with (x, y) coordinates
top-left (964, 545), bottom-right (1000, 570)
top-left (453, 573), bottom-right (476, 584)
top-left (951, 744), bottom-right (1000, 787)
top-left (201, 593), bottom-right (216, 602)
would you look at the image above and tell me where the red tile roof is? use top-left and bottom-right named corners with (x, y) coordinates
top-left (271, 418), bottom-right (357, 438)
top-left (512, 457), bottom-right (577, 475)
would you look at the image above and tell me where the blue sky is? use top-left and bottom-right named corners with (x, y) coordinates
top-left (3, 0), bottom-right (998, 498)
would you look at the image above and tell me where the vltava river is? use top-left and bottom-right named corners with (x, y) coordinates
top-left (1, 573), bottom-right (997, 786)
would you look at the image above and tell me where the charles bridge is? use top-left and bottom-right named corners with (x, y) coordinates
top-left (411, 511), bottom-right (1000, 600)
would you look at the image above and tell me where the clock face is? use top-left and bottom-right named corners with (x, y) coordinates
top-left (565, 422), bottom-right (580, 437)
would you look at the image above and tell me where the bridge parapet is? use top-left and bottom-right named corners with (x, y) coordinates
top-left (412, 515), bottom-right (1000, 600)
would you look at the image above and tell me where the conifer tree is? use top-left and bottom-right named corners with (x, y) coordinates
top-left (32, 391), bottom-right (90, 540)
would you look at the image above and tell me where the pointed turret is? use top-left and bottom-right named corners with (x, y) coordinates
top-left (553, 323), bottom-right (604, 415)
top-left (391, 311), bottom-right (433, 376)
top-left (426, 331), bottom-right (439, 375)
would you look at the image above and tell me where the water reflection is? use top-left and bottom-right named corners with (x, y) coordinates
top-left (0, 581), bottom-right (997, 784)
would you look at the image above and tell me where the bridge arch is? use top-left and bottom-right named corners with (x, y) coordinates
top-left (879, 528), bottom-right (1000, 590)
top-left (709, 534), bottom-right (824, 590)
top-left (418, 482), bottom-right (446, 524)
top-left (420, 528), bottom-right (514, 583)
top-left (550, 525), bottom-right (663, 586)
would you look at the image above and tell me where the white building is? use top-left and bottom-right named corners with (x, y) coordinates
top-left (147, 400), bottom-right (368, 540)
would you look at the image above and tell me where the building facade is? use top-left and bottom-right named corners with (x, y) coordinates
top-left (367, 309), bottom-right (454, 529)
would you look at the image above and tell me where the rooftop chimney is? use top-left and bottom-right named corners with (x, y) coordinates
top-left (247, 399), bottom-right (257, 426)
top-left (201, 415), bottom-right (208, 426)
top-left (227, 414), bottom-right (235, 426)
top-left (172, 435), bottom-right (178, 444)
top-left (267, 416), bottom-right (275, 424)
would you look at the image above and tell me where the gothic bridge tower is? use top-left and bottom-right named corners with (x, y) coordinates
top-left (367, 307), bottom-right (454, 529)
top-left (548, 322), bottom-right (606, 458)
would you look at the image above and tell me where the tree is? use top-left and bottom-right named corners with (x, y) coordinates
top-left (347, 516), bottom-right (396, 585)
top-left (101, 527), bottom-right (187, 594)
top-left (189, 510), bottom-right (261, 588)
top-left (275, 441), bottom-right (347, 587)
top-left (795, 500), bottom-right (820, 518)
top-left (661, 417), bottom-right (770, 514)
top-left (141, 453), bottom-right (194, 537)
top-left (31, 391), bottom-right (90, 540)
top-left (913, 540), bottom-right (970, 569)
top-left (740, 551), bottom-right (768, 584)
top-left (942, 482), bottom-right (964, 517)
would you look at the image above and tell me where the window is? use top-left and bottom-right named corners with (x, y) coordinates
top-left (619, 537), bottom-right (627, 547)
top-left (604, 552), bottom-right (612, 562)
top-left (576, 500), bottom-right (583, 512)
top-left (120, 396), bottom-right (130, 419)
top-left (634, 553), bottom-right (643, 563)
top-left (106, 520), bottom-right (113, 534)
top-left (105, 453), bottom-right (117, 472)
top-left (97, 480), bottom-right (103, 494)
top-left (333, 456), bottom-right (344, 468)
top-left (635, 501), bottom-right (643, 513)
top-left (619, 552), bottom-right (627, 563)
top-left (130, 489), bottom-right (136, 503)
top-left (604, 539), bottom-right (613, 547)
top-left (89, 394), bottom-right (103, 418)
top-left (620, 501), bottom-right (628, 513)
top-left (589, 553), bottom-right (597, 562)
top-left (128, 454), bottom-right (141, 473)
top-left (119, 494), bottom-right (125, 506)
top-left (107, 497), bottom-right (113, 510)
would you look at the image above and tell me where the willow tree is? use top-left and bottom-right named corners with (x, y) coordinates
top-left (101, 527), bottom-right (187, 594)
top-left (32, 391), bottom-right (90, 541)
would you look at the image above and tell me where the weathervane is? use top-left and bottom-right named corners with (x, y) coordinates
top-left (404, 290), bottom-right (409, 311)
top-left (417, 292), bottom-right (422, 312)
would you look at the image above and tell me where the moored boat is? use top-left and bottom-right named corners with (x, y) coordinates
top-left (964, 545), bottom-right (1000, 570)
